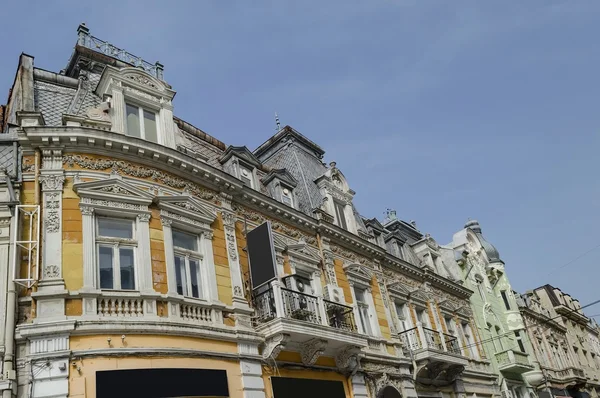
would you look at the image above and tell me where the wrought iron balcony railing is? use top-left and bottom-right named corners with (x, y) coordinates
top-left (324, 299), bottom-right (357, 332)
top-left (398, 325), bottom-right (465, 356)
top-left (253, 281), bottom-right (357, 333)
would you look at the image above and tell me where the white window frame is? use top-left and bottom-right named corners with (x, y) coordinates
top-left (156, 195), bottom-right (219, 303)
top-left (333, 200), bottom-right (348, 230)
top-left (344, 263), bottom-right (380, 337)
top-left (354, 285), bottom-right (373, 336)
top-left (239, 166), bottom-right (254, 188)
top-left (125, 101), bottom-right (160, 143)
top-left (462, 322), bottom-right (478, 359)
top-left (96, 217), bottom-right (138, 291)
top-left (172, 229), bottom-right (204, 299)
top-left (281, 186), bottom-right (294, 207)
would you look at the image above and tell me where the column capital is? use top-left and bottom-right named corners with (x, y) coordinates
top-left (39, 173), bottom-right (65, 191)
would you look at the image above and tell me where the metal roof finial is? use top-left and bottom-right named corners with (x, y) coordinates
top-left (275, 113), bottom-right (281, 131)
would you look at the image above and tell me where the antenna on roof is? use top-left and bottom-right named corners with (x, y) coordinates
top-left (275, 113), bottom-right (281, 131)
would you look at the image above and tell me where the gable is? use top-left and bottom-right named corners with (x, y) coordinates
top-left (262, 168), bottom-right (298, 188)
top-left (343, 263), bottom-right (373, 285)
top-left (154, 194), bottom-right (217, 225)
top-left (73, 175), bottom-right (154, 205)
top-left (219, 145), bottom-right (262, 168)
top-left (386, 280), bottom-right (411, 298)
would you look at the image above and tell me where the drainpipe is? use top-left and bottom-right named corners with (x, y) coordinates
top-left (3, 170), bottom-right (21, 398)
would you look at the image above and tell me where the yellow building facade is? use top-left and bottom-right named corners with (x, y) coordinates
top-left (0, 24), bottom-right (499, 398)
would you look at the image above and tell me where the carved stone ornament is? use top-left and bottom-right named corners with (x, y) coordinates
top-left (137, 213), bottom-right (151, 222)
top-left (231, 203), bottom-right (317, 245)
top-left (44, 192), bottom-right (61, 233)
top-left (335, 346), bottom-right (361, 373)
top-left (262, 333), bottom-right (290, 360)
top-left (225, 229), bottom-right (238, 261)
top-left (300, 339), bottom-right (328, 366)
top-left (43, 264), bottom-right (60, 279)
top-left (125, 74), bottom-right (163, 91)
top-left (233, 285), bottom-right (243, 297)
top-left (62, 155), bottom-right (216, 201)
top-left (39, 174), bottom-right (65, 191)
top-left (86, 106), bottom-right (111, 121)
top-left (99, 185), bottom-right (132, 195)
top-left (221, 211), bottom-right (236, 228)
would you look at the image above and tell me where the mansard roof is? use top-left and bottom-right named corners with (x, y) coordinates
top-left (254, 125), bottom-right (325, 160)
top-left (363, 217), bottom-right (386, 233)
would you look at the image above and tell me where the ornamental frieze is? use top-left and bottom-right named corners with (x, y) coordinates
top-left (231, 203), bottom-right (317, 246)
top-left (330, 244), bottom-right (372, 267)
top-left (62, 155), bottom-right (217, 203)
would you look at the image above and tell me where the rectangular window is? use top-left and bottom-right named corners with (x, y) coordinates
top-left (334, 201), bottom-right (348, 230)
top-left (354, 286), bottom-right (372, 335)
top-left (515, 331), bottom-right (526, 353)
top-left (395, 302), bottom-right (410, 332)
top-left (96, 218), bottom-right (136, 290)
top-left (501, 290), bottom-right (511, 310)
top-left (462, 323), bottom-right (477, 358)
top-left (240, 167), bottom-right (253, 188)
top-left (172, 229), bottom-right (203, 299)
top-left (281, 187), bottom-right (293, 207)
top-left (125, 102), bottom-right (159, 143)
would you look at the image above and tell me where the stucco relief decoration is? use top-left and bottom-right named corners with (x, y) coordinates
top-left (231, 203), bottom-right (317, 245)
top-left (262, 333), bottom-right (290, 360)
top-left (123, 86), bottom-right (160, 103)
top-left (323, 251), bottom-right (338, 286)
top-left (99, 185), bottom-right (132, 195)
top-left (62, 155), bottom-right (216, 202)
top-left (43, 264), bottom-right (60, 279)
top-left (382, 268), bottom-right (419, 288)
top-left (233, 286), bottom-right (243, 297)
top-left (45, 193), bottom-right (60, 233)
top-left (22, 158), bottom-right (35, 173)
top-left (300, 339), bottom-right (327, 366)
top-left (225, 228), bottom-right (238, 261)
top-left (39, 175), bottom-right (65, 191)
top-left (125, 73), bottom-right (163, 91)
top-left (335, 346), bottom-right (361, 374)
top-left (161, 210), bottom-right (207, 229)
top-left (86, 106), bottom-right (111, 122)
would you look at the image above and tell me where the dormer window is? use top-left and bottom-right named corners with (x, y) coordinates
top-left (281, 187), bottom-right (293, 207)
top-left (334, 200), bottom-right (348, 230)
top-left (125, 102), bottom-right (158, 143)
top-left (240, 167), bottom-right (254, 188)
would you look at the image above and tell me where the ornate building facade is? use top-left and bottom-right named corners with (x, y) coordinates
top-left (446, 221), bottom-right (543, 398)
top-left (0, 24), bottom-right (500, 398)
top-left (521, 285), bottom-right (600, 398)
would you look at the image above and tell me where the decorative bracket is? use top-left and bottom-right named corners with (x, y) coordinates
top-left (262, 333), bottom-right (290, 360)
top-left (300, 339), bottom-right (328, 366)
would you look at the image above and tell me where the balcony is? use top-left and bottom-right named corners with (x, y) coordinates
top-left (495, 349), bottom-right (534, 374)
top-left (553, 366), bottom-right (586, 385)
top-left (253, 280), bottom-right (368, 362)
top-left (398, 324), bottom-right (468, 386)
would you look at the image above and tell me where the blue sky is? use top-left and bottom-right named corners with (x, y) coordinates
top-left (2, 1), bottom-right (599, 313)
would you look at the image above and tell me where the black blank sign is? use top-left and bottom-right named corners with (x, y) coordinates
top-left (96, 368), bottom-right (229, 398)
top-left (271, 377), bottom-right (346, 398)
top-left (247, 222), bottom-right (277, 290)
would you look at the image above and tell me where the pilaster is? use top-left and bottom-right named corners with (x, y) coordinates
top-left (220, 195), bottom-right (248, 309)
top-left (110, 86), bottom-right (126, 134)
top-left (36, 150), bottom-right (67, 322)
top-left (136, 213), bottom-right (153, 294)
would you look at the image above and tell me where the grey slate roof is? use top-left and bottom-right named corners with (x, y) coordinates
top-left (34, 80), bottom-right (77, 126)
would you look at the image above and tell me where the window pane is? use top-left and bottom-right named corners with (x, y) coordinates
top-left (172, 230), bottom-right (197, 251)
top-left (126, 104), bottom-right (141, 138)
top-left (143, 109), bottom-right (158, 143)
top-left (359, 307), bottom-right (372, 335)
top-left (98, 218), bottom-right (133, 239)
top-left (335, 201), bottom-right (348, 229)
top-left (119, 247), bottom-right (135, 290)
top-left (189, 259), bottom-right (201, 298)
top-left (353, 287), bottom-right (365, 303)
top-left (174, 255), bottom-right (187, 296)
top-left (99, 246), bottom-right (114, 289)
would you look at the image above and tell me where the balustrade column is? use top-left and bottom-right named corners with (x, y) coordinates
top-left (317, 297), bottom-right (328, 326)
top-left (417, 322), bottom-right (428, 349)
top-left (270, 280), bottom-right (284, 318)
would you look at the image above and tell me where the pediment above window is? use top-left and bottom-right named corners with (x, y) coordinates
top-left (262, 168), bottom-right (297, 188)
top-left (285, 240), bottom-right (321, 272)
top-left (386, 280), bottom-right (411, 299)
top-left (343, 263), bottom-right (373, 286)
top-left (219, 146), bottom-right (262, 169)
top-left (96, 66), bottom-right (175, 101)
top-left (155, 194), bottom-right (217, 230)
top-left (437, 298), bottom-right (457, 313)
top-left (73, 175), bottom-right (154, 207)
top-left (408, 282), bottom-right (434, 304)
